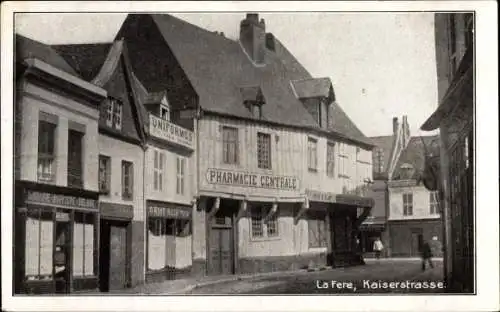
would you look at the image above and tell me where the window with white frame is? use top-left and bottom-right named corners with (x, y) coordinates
top-left (105, 98), bottom-right (123, 130)
top-left (222, 126), bottom-right (239, 164)
top-left (98, 155), bottom-right (111, 194)
top-left (257, 132), bottom-right (271, 169)
top-left (326, 141), bottom-right (335, 177)
top-left (403, 193), bottom-right (413, 216)
top-left (153, 150), bottom-right (165, 191)
top-left (251, 205), bottom-right (278, 238)
top-left (122, 160), bottom-right (133, 200)
top-left (307, 137), bottom-right (318, 171)
top-left (160, 105), bottom-right (170, 121)
top-left (338, 144), bottom-right (349, 178)
top-left (430, 191), bottom-right (439, 214)
top-left (176, 157), bottom-right (186, 195)
top-left (37, 119), bottom-right (57, 183)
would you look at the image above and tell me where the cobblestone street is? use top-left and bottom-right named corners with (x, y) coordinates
top-left (187, 259), bottom-right (444, 294)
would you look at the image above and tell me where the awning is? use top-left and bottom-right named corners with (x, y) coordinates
top-left (421, 49), bottom-right (473, 131)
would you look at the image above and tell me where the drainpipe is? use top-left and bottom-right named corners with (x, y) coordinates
top-left (142, 136), bottom-right (148, 285)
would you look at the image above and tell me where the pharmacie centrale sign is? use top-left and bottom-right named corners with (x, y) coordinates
top-left (206, 168), bottom-right (299, 190)
top-left (149, 114), bottom-right (194, 149)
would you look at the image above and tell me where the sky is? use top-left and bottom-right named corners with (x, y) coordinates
top-left (15, 12), bottom-right (438, 137)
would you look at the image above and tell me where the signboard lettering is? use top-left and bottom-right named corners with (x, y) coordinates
top-left (305, 189), bottom-right (336, 203)
top-left (149, 114), bottom-right (194, 149)
top-left (336, 194), bottom-right (374, 208)
top-left (206, 168), bottom-right (299, 191)
top-left (25, 191), bottom-right (97, 210)
top-left (148, 206), bottom-right (191, 219)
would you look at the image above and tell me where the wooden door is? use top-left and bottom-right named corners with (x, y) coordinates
top-left (209, 227), bottom-right (233, 275)
top-left (108, 225), bottom-right (128, 290)
top-left (411, 231), bottom-right (423, 257)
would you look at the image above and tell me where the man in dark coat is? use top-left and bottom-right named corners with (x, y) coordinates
top-left (421, 237), bottom-right (436, 271)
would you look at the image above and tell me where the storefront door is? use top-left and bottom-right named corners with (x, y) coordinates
top-left (208, 202), bottom-right (235, 276)
top-left (54, 211), bottom-right (71, 293)
top-left (100, 220), bottom-right (130, 292)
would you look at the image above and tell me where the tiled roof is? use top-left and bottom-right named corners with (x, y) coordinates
top-left (16, 34), bottom-right (79, 76)
top-left (291, 77), bottom-right (333, 99)
top-left (52, 43), bottom-right (112, 82)
top-left (391, 135), bottom-right (440, 181)
top-left (123, 14), bottom-right (372, 146)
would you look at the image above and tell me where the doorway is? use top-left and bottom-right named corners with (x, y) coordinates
top-left (207, 199), bottom-right (236, 276)
top-left (54, 211), bottom-right (71, 293)
top-left (99, 219), bottom-right (130, 292)
top-left (410, 229), bottom-right (423, 257)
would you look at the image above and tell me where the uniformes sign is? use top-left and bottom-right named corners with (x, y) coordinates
top-left (206, 168), bottom-right (299, 190)
top-left (149, 114), bottom-right (194, 149)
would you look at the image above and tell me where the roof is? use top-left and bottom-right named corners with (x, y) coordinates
top-left (391, 135), bottom-right (440, 180)
top-left (120, 14), bottom-right (371, 146)
top-left (291, 77), bottom-right (334, 99)
top-left (52, 43), bottom-right (112, 82)
top-left (16, 34), bottom-right (79, 76)
top-left (370, 135), bottom-right (394, 176)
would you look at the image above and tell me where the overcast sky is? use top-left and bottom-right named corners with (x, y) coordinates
top-left (15, 12), bottom-right (438, 137)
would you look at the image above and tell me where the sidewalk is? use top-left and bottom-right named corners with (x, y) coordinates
top-left (365, 257), bottom-right (444, 262)
top-left (114, 269), bottom-right (310, 295)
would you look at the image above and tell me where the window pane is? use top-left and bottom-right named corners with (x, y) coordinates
top-left (25, 212), bottom-right (41, 278)
top-left (68, 130), bottom-right (84, 188)
top-left (25, 208), bottom-right (53, 280)
top-left (39, 213), bottom-right (53, 277)
top-left (257, 133), bottom-right (271, 169)
top-left (73, 217), bottom-right (85, 277)
top-left (84, 216), bottom-right (94, 276)
top-left (251, 207), bottom-right (263, 237)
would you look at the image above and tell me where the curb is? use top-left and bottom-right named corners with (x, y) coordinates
top-left (171, 269), bottom-right (311, 294)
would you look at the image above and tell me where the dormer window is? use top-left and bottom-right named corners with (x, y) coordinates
top-left (160, 104), bottom-right (170, 121)
top-left (105, 98), bottom-right (122, 130)
top-left (252, 103), bottom-right (262, 119)
top-left (400, 163), bottom-right (414, 180)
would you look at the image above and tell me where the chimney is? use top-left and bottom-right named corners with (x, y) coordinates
top-left (240, 13), bottom-right (266, 64)
top-left (402, 115), bottom-right (411, 146)
top-left (392, 117), bottom-right (399, 135)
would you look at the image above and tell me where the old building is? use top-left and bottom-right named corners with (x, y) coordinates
top-left (361, 116), bottom-right (442, 258)
top-left (53, 40), bottom-right (149, 291)
top-left (14, 35), bottom-right (107, 294)
top-left (54, 39), bottom-right (198, 286)
top-left (115, 13), bottom-right (375, 276)
top-left (421, 13), bottom-right (474, 293)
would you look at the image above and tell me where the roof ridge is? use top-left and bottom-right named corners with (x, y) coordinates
top-left (91, 40), bottom-right (124, 87)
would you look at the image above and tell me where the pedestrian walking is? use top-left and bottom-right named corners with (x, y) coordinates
top-left (373, 237), bottom-right (384, 260)
top-left (421, 237), bottom-right (437, 271)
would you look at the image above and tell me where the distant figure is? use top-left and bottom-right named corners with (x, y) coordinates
top-left (421, 237), bottom-right (437, 271)
top-left (373, 237), bottom-right (384, 260)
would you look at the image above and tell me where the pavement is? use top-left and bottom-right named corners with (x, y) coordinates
top-left (114, 258), bottom-right (444, 295)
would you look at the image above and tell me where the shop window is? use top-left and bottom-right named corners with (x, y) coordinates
top-left (98, 155), bottom-right (111, 194)
top-left (122, 160), bottom-right (134, 200)
top-left (176, 157), bottom-right (185, 195)
top-left (326, 141), bottom-right (335, 177)
top-left (308, 212), bottom-right (327, 248)
top-left (25, 207), bottom-right (54, 281)
top-left (307, 137), bottom-right (318, 172)
top-left (147, 217), bottom-right (191, 271)
top-left (72, 212), bottom-right (96, 277)
top-left (257, 132), bottom-right (271, 169)
top-left (222, 126), bottom-right (239, 164)
top-left (67, 129), bottom-right (84, 188)
top-left (154, 150), bottom-right (165, 191)
top-left (37, 120), bottom-right (56, 183)
top-left (251, 205), bottom-right (279, 238)
top-left (430, 191), bottom-right (439, 214)
top-left (403, 193), bottom-right (413, 216)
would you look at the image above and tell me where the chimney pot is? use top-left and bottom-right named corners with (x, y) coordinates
top-left (393, 117), bottom-right (399, 135)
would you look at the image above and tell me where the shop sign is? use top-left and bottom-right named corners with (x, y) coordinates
top-left (149, 114), bottom-right (194, 149)
top-left (206, 168), bottom-right (299, 191)
top-left (305, 189), bottom-right (336, 203)
top-left (148, 205), bottom-right (191, 219)
top-left (336, 194), bottom-right (374, 208)
top-left (25, 190), bottom-right (97, 210)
